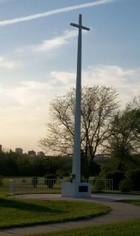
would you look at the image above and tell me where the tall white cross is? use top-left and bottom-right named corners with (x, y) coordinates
top-left (71, 14), bottom-right (90, 183)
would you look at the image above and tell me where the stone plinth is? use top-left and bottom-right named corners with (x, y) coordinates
top-left (61, 182), bottom-right (91, 198)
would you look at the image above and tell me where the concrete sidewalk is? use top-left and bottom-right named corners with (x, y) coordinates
top-left (0, 193), bottom-right (140, 236)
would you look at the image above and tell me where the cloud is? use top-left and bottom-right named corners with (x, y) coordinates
top-left (16, 30), bottom-right (79, 56)
top-left (82, 65), bottom-right (140, 106)
top-left (0, 65), bottom-right (138, 121)
top-left (48, 65), bottom-right (140, 107)
top-left (2, 81), bottom-right (53, 107)
top-left (34, 30), bottom-right (77, 53)
top-left (50, 71), bottom-right (75, 86)
top-left (0, 56), bottom-right (18, 70)
top-left (0, 65), bottom-right (139, 109)
top-left (0, 0), bottom-right (114, 26)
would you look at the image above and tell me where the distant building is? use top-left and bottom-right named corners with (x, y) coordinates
top-left (94, 154), bottom-right (110, 162)
top-left (37, 151), bottom-right (45, 157)
top-left (28, 150), bottom-right (36, 157)
top-left (15, 148), bottom-right (23, 155)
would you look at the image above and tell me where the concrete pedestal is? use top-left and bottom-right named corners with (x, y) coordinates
top-left (61, 182), bottom-right (91, 198)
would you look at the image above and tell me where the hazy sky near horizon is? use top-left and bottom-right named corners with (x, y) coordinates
top-left (0, 0), bottom-right (139, 153)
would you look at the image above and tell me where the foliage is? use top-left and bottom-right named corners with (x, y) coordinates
top-left (0, 152), bottom-right (72, 177)
top-left (126, 169), bottom-right (140, 191)
top-left (32, 177), bottom-right (38, 188)
top-left (0, 152), bottom-right (20, 176)
top-left (119, 178), bottom-right (132, 192)
top-left (92, 178), bottom-right (106, 192)
top-left (44, 174), bottom-right (57, 188)
top-left (81, 150), bottom-right (101, 178)
top-left (0, 175), bottom-right (3, 186)
top-left (105, 99), bottom-right (140, 172)
top-left (105, 171), bottom-right (125, 190)
top-left (119, 169), bottom-right (140, 192)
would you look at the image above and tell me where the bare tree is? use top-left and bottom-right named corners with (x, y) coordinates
top-left (40, 86), bottom-right (118, 177)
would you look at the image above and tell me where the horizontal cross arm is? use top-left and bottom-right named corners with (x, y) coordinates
top-left (70, 23), bottom-right (90, 31)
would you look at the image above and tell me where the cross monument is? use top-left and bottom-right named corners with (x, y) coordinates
top-left (71, 14), bottom-right (90, 184)
top-left (62, 14), bottom-right (91, 197)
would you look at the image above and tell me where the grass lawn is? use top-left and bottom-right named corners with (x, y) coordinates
top-left (0, 197), bottom-right (110, 228)
top-left (120, 199), bottom-right (140, 206)
top-left (28, 219), bottom-right (140, 236)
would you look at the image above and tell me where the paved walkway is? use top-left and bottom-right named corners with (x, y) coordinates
top-left (0, 194), bottom-right (140, 236)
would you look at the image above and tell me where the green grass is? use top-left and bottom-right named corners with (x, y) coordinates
top-left (120, 199), bottom-right (140, 206)
top-left (0, 197), bottom-right (110, 228)
top-left (28, 219), bottom-right (140, 236)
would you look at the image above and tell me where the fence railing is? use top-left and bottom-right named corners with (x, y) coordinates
top-left (89, 178), bottom-right (113, 192)
top-left (8, 177), bottom-right (113, 195)
top-left (9, 178), bottom-right (62, 195)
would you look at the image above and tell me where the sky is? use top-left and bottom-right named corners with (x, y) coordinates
top-left (0, 0), bottom-right (139, 153)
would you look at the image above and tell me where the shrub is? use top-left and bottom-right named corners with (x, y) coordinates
top-left (44, 174), bottom-right (57, 188)
top-left (119, 178), bottom-right (132, 192)
top-left (93, 179), bottom-right (106, 192)
top-left (106, 171), bottom-right (125, 190)
top-left (0, 175), bottom-right (3, 186)
top-left (126, 169), bottom-right (140, 191)
top-left (32, 176), bottom-right (38, 188)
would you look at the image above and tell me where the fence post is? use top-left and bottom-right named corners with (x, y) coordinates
top-left (9, 179), bottom-right (16, 195)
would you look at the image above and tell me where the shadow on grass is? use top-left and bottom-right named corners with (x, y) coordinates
top-left (0, 198), bottom-right (64, 214)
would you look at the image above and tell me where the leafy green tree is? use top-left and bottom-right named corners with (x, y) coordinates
top-left (0, 151), bottom-right (20, 176)
top-left (105, 98), bottom-right (140, 172)
top-left (40, 86), bottom-right (118, 178)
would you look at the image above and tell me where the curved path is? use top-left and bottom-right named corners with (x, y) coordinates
top-left (0, 193), bottom-right (140, 236)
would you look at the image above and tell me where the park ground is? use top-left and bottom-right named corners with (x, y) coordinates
top-left (0, 193), bottom-right (140, 236)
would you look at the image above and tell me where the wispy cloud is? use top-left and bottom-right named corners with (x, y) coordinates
top-left (0, 0), bottom-right (114, 26)
top-left (16, 30), bottom-right (78, 55)
top-left (34, 30), bottom-right (77, 53)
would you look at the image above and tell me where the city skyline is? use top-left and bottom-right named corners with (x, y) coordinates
top-left (0, 0), bottom-right (139, 152)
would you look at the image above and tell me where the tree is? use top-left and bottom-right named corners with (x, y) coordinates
top-left (0, 151), bottom-right (20, 176)
top-left (105, 98), bottom-right (140, 172)
top-left (40, 86), bottom-right (118, 178)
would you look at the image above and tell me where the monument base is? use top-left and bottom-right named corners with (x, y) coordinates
top-left (61, 182), bottom-right (91, 198)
